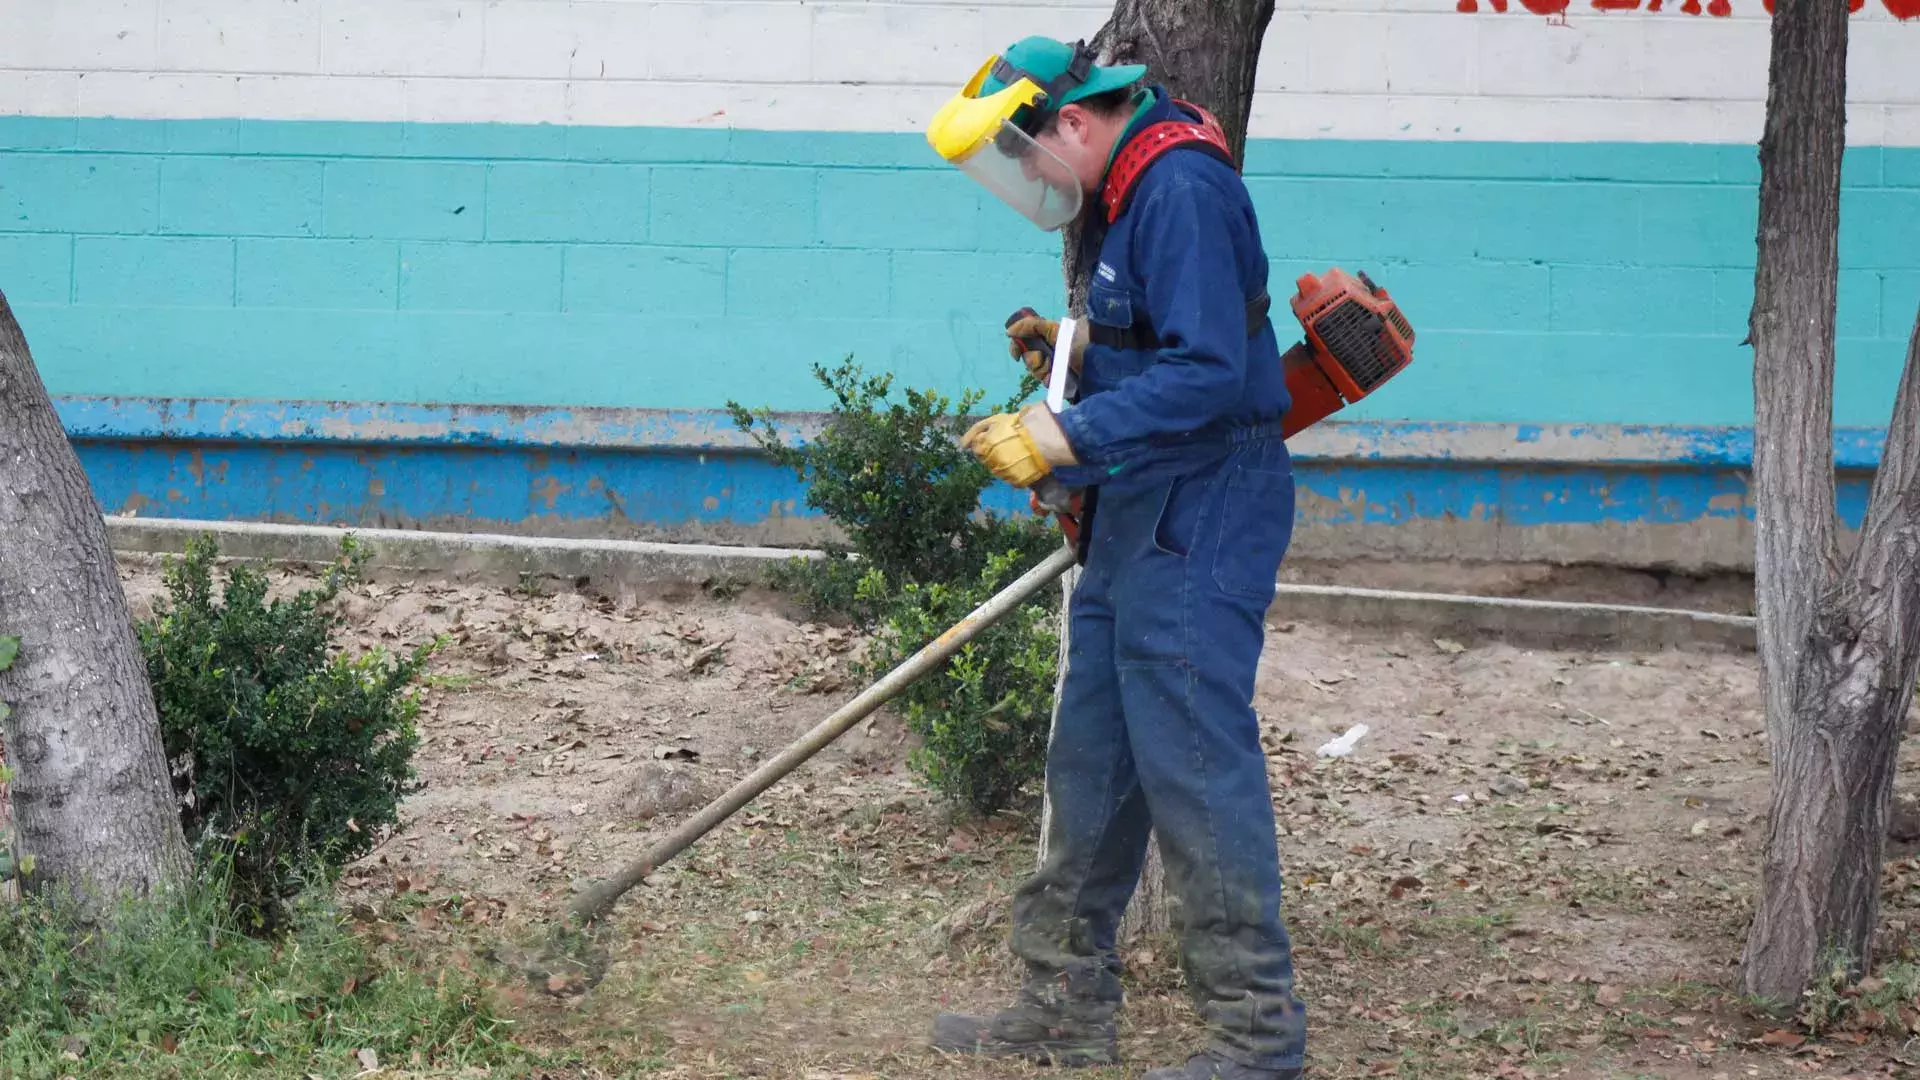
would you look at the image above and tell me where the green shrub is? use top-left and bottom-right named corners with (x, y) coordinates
top-left (729, 358), bottom-right (1063, 814)
top-left (855, 550), bottom-right (1061, 816)
top-left (0, 868), bottom-right (524, 1078)
top-left (138, 535), bottom-right (429, 925)
top-left (728, 358), bottom-right (1054, 626)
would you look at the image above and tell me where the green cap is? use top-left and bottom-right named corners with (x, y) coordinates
top-left (981, 36), bottom-right (1147, 109)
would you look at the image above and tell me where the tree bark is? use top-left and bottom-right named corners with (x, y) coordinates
top-left (1744, 308), bottom-right (1920, 1006)
top-left (1738, 0), bottom-right (1920, 1008)
top-left (1037, 0), bottom-right (1276, 944)
top-left (0, 291), bottom-right (187, 908)
top-left (1747, 0), bottom-right (1846, 739)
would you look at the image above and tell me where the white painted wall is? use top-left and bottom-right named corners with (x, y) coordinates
top-left (0, 0), bottom-right (1916, 143)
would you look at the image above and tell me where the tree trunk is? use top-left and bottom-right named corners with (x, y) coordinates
top-left (1037, 0), bottom-right (1276, 944)
top-left (1743, 307), bottom-right (1920, 1006)
top-left (1747, 0), bottom-right (1846, 739)
top-left (0, 291), bottom-right (187, 908)
top-left (1739, 0), bottom-right (1920, 1008)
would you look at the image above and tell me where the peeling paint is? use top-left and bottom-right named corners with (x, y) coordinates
top-left (52, 397), bottom-right (1889, 470)
top-left (61, 397), bottom-right (1882, 572)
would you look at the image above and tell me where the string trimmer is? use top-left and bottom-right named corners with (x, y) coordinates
top-left (539, 268), bottom-right (1415, 968)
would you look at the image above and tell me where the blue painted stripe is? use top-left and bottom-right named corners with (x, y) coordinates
top-left (68, 429), bottom-right (1876, 541)
top-left (52, 397), bottom-right (1889, 470)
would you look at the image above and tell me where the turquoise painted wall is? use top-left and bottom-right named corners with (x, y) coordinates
top-left (3, 115), bottom-right (1917, 428)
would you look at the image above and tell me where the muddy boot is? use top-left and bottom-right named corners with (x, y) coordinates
top-left (1143, 1051), bottom-right (1303, 1079)
top-left (930, 984), bottom-right (1118, 1067)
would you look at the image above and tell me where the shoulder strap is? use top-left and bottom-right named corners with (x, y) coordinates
top-left (1089, 101), bottom-right (1266, 352)
top-left (1100, 100), bottom-right (1235, 225)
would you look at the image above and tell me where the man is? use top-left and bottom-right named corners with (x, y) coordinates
top-left (923, 35), bottom-right (1307, 1080)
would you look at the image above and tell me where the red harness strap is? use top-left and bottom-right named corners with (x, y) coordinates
top-left (1100, 100), bottom-right (1235, 224)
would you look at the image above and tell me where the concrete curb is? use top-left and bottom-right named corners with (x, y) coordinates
top-left (1270, 582), bottom-right (1755, 651)
top-left (107, 517), bottom-right (820, 588)
top-left (107, 517), bottom-right (1755, 651)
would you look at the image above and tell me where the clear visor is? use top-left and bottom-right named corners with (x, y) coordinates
top-left (955, 119), bottom-right (1084, 232)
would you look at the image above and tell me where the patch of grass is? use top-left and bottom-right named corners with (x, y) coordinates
top-left (0, 872), bottom-right (530, 1078)
top-left (1405, 908), bottom-right (1518, 943)
top-left (1799, 949), bottom-right (1920, 1036)
top-left (1312, 918), bottom-right (1391, 958)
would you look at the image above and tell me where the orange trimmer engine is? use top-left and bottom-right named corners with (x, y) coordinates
top-left (1280, 268), bottom-right (1416, 437)
top-left (1025, 266), bottom-right (1415, 552)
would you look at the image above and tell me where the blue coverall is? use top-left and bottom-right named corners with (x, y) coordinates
top-left (1009, 88), bottom-right (1308, 1074)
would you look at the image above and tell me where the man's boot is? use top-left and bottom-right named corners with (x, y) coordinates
top-left (1143, 1051), bottom-right (1303, 1079)
top-left (930, 982), bottom-right (1118, 1067)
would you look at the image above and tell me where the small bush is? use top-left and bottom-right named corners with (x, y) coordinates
top-left (0, 869), bottom-right (524, 1077)
top-left (139, 534), bottom-right (429, 925)
top-left (730, 358), bottom-right (1062, 814)
top-left (856, 550), bottom-right (1060, 816)
top-left (729, 358), bottom-right (1053, 626)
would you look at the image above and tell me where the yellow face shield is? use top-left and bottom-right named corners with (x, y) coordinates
top-left (926, 57), bottom-right (1084, 232)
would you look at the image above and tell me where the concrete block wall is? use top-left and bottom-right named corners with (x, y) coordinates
top-left (2, 1), bottom-right (1919, 561)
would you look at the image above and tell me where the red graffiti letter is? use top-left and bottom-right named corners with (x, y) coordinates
top-left (1518, 0), bottom-right (1571, 10)
top-left (1883, 0), bottom-right (1920, 16)
top-left (1592, 0), bottom-right (1641, 8)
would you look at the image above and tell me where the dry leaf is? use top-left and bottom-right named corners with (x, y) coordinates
top-left (1832, 1030), bottom-right (1870, 1044)
top-left (1758, 1028), bottom-right (1805, 1048)
top-left (357, 1047), bottom-right (380, 1071)
top-left (1434, 638), bottom-right (1467, 655)
top-left (1595, 984), bottom-right (1625, 1007)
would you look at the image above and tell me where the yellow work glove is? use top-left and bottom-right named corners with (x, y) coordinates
top-left (962, 404), bottom-right (1079, 489)
top-left (1006, 313), bottom-right (1090, 384)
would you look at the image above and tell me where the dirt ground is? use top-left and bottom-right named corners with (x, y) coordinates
top-left (106, 551), bottom-right (1920, 1079)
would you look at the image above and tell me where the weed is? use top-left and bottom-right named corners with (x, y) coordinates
top-left (1798, 947), bottom-right (1920, 1036)
top-left (0, 869), bottom-right (527, 1078)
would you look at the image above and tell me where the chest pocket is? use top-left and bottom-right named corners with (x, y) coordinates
top-left (1081, 280), bottom-right (1153, 391)
top-left (1087, 281), bottom-right (1134, 329)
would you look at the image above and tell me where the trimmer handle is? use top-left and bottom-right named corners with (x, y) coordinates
top-left (1006, 306), bottom-right (1055, 371)
top-left (1005, 308), bottom-right (1085, 558)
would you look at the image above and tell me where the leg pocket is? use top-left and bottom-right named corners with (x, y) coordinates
top-left (1210, 465), bottom-right (1296, 599)
top-left (1151, 477), bottom-right (1205, 558)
